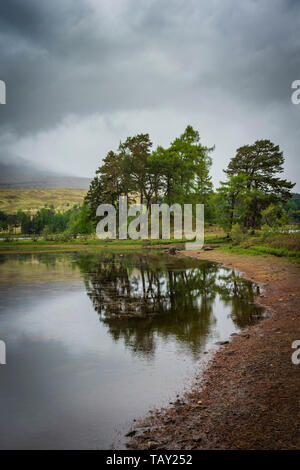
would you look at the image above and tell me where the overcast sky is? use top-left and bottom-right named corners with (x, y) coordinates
top-left (0, 0), bottom-right (299, 189)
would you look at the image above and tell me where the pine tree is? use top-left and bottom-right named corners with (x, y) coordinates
top-left (224, 140), bottom-right (294, 229)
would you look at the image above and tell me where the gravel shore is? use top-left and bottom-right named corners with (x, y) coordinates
top-left (127, 250), bottom-right (300, 450)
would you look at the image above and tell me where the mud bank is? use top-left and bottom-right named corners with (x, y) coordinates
top-left (127, 250), bottom-right (300, 450)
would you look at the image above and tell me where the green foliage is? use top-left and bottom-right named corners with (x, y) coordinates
top-left (1, 133), bottom-right (295, 245)
top-left (230, 223), bottom-right (247, 244)
top-left (217, 139), bottom-right (294, 231)
top-left (0, 210), bottom-right (9, 232)
top-left (68, 202), bottom-right (94, 235)
top-left (157, 126), bottom-right (214, 206)
top-left (0, 206), bottom-right (82, 236)
top-left (218, 230), bottom-right (300, 261)
top-left (221, 244), bottom-right (300, 261)
top-left (84, 176), bottom-right (103, 223)
top-left (214, 174), bottom-right (250, 234)
top-left (283, 193), bottom-right (300, 223)
top-left (85, 126), bottom-right (214, 229)
top-left (261, 203), bottom-right (288, 228)
top-left (120, 133), bottom-right (154, 206)
top-left (260, 224), bottom-right (273, 241)
top-left (42, 225), bottom-right (52, 240)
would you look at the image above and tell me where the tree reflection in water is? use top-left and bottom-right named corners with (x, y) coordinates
top-left (75, 252), bottom-right (264, 357)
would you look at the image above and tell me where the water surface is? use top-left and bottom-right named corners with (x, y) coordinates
top-left (0, 251), bottom-right (263, 449)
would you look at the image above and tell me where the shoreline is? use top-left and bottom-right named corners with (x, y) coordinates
top-left (127, 249), bottom-right (300, 450)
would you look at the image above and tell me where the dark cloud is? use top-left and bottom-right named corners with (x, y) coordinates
top-left (0, 0), bottom-right (299, 186)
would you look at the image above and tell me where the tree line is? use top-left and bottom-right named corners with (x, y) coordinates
top-left (0, 125), bottom-right (297, 238)
top-left (0, 204), bottom-right (92, 236)
top-left (85, 125), bottom-right (295, 235)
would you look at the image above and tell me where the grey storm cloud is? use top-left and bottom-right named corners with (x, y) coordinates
top-left (0, 0), bottom-right (299, 185)
top-left (0, 0), bottom-right (299, 133)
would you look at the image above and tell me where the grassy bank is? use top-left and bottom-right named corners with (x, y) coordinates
top-left (218, 231), bottom-right (300, 261)
top-left (219, 245), bottom-right (300, 261)
top-left (1, 227), bottom-right (299, 261)
top-left (0, 237), bottom-right (188, 253)
top-left (0, 232), bottom-right (229, 254)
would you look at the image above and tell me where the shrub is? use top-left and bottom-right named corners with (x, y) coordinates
top-left (42, 225), bottom-right (53, 241)
top-left (230, 223), bottom-right (247, 244)
top-left (261, 203), bottom-right (288, 228)
top-left (3, 234), bottom-right (13, 242)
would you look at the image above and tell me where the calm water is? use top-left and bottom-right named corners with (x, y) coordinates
top-left (0, 251), bottom-right (264, 449)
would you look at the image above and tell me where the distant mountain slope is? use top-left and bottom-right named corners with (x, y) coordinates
top-left (0, 188), bottom-right (87, 213)
top-left (0, 155), bottom-right (91, 189)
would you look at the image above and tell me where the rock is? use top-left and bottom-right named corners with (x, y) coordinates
top-left (215, 340), bottom-right (229, 345)
top-left (204, 246), bottom-right (214, 251)
top-left (147, 440), bottom-right (159, 450)
top-left (225, 351), bottom-right (235, 356)
top-left (125, 430), bottom-right (137, 437)
top-left (166, 247), bottom-right (177, 255)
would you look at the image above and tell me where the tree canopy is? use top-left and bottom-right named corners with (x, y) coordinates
top-left (3, 131), bottom-right (295, 240)
top-left (216, 139), bottom-right (294, 232)
top-left (85, 125), bottom-right (214, 223)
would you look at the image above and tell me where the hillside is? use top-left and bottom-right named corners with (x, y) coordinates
top-left (0, 188), bottom-right (87, 214)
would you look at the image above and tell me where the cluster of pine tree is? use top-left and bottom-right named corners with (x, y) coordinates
top-left (85, 126), bottom-right (295, 236)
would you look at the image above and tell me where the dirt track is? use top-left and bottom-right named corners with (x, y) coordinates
top-left (127, 250), bottom-right (300, 450)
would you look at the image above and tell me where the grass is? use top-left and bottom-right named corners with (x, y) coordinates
top-left (219, 230), bottom-right (300, 262)
top-left (0, 237), bottom-right (184, 254)
top-left (0, 188), bottom-right (87, 213)
top-left (0, 237), bottom-right (185, 248)
top-left (0, 244), bottom-right (152, 254)
top-left (262, 232), bottom-right (300, 251)
top-left (220, 244), bottom-right (300, 261)
top-left (1, 223), bottom-right (299, 262)
top-left (0, 231), bottom-right (228, 255)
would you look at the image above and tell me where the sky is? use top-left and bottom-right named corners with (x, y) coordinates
top-left (0, 0), bottom-right (299, 189)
